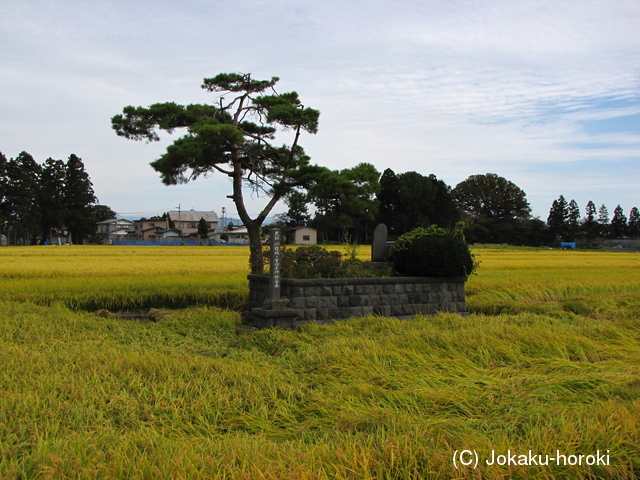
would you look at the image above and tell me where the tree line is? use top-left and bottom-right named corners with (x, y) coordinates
top-left (547, 196), bottom-right (640, 243)
top-left (278, 170), bottom-right (638, 247)
top-left (0, 151), bottom-right (114, 245)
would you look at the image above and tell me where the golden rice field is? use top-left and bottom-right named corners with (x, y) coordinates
top-left (0, 245), bottom-right (639, 479)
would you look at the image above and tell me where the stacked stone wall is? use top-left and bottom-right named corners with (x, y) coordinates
top-left (248, 275), bottom-right (467, 324)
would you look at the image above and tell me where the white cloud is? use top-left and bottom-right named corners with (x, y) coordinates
top-left (1, 0), bottom-right (639, 221)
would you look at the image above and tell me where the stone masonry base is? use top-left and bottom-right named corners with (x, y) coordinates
top-left (247, 275), bottom-right (467, 328)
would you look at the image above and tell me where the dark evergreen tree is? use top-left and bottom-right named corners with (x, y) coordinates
top-left (567, 199), bottom-right (580, 240)
top-left (376, 168), bottom-right (459, 237)
top-left (197, 217), bottom-right (209, 244)
top-left (376, 168), bottom-right (400, 232)
top-left (64, 154), bottom-right (97, 244)
top-left (280, 190), bottom-right (310, 227)
top-left (582, 200), bottom-right (598, 241)
top-left (90, 204), bottom-right (117, 223)
top-left (39, 157), bottom-right (66, 243)
top-left (610, 205), bottom-right (628, 238)
top-left (309, 163), bottom-right (380, 243)
top-left (0, 152), bottom-right (9, 238)
top-left (597, 204), bottom-right (610, 238)
top-left (628, 207), bottom-right (640, 238)
top-left (547, 195), bottom-right (569, 241)
top-left (6, 152), bottom-right (42, 244)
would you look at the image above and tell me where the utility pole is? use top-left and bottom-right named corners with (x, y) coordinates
top-left (221, 206), bottom-right (226, 232)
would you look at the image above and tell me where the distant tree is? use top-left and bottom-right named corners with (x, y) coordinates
top-left (39, 157), bottom-right (66, 243)
top-left (582, 200), bottom-right (598, 241)
top-left (376, 168), bottom-right (399, 229)
top-left (64, 154), bottom-right (97, 244)
top-left (0, 151), bottom-right (9, 237)
top-left (453, 173), bottom-right (531, 221)
top-left (610, 205), bottom-right (628, 238)
top-left (277, 190), bottom-right (310, 227)
top-left (197, 217), bottom-right (209, 243)
top-left (567, 199), bottom-right (581, 240)
top-left (112, 73), bottom-right (322, 274)
top-left (377, 168), bottom-right (459, 237)
top-left (90, 204), bottom-right (117, 223)
top-left (310, 163), bottom-right (380, 243)
top-left (547, 195), bottom-right (569, 241)
top-left (597, 204), bottom-right (610, 238)
top-left (6, 152), bottom-right (42, 244)
top-left (628, 207), bottom-right (640, 238)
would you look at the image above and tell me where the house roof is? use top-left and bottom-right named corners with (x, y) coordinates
top-left (142, 226), bottom-right (165, 233)
top-left (168, 210), bottom-right (218, 222)
top-left (97, 218), bottom-right (134, 225)
top-left (289, 226), bottom-right (316, 232)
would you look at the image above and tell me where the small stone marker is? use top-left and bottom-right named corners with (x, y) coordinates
top-left (371, 223), bottom-right (388, 262)
top-left (269, 228), bottom-right (281, 300)
top-left (249, 227), bottom-right (300, 328)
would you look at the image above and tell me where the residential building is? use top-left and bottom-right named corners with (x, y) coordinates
top-left (133, 219), bottom-right (165, 241)
top-left (167, 209), bottom-right (219, 240)
top-left (289, 226), bottom-right (317, 245)
top-left (96, 218), bottom-right (134, 243)
top-left (226, 227), bottom-right (250, 244)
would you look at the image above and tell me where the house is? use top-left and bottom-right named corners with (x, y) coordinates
top-left (167, 209), bottom-right (219, 240)
top-left (96, 218), bottom-right (135, 243)
top-left (226, 227), bottom-right (250, 244)
top-left (289, 226), bottom-right (317, 245)
top-left (132, 220), bottom-right (165, 242)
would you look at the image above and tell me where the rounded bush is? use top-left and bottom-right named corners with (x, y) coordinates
top-left (389, 226), bottom-right (477, 277)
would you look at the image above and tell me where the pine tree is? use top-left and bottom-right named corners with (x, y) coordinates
top-left (39, 157), bottom-right (66, 243)
top-left (610, 205), bottom-right (628, 238)
top-left (597, 204), bottom-right (610, 238)
top-left (6, 152), bottom-right (42, 244)
top-left (0, 152), bottom-right (9, 237)
top-left (547, 195), bottom-right (569, 241)
top-left (64, 154), bottom-right (97, 244)
top-left (628, 207), bottom-right (640, 238)
top-left (197, 217), bottom-right (209, 244)
top-left (567, 199), bottom-right (580, 240)
top-left (582, 200), bottom-right (598, 240)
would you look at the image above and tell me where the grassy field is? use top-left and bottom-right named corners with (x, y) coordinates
top-left (0, 246), bottom-right (639, 479)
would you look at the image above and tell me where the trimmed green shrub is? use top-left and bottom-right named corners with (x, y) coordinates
top-left (389, 225), bottom-right (477, 277)
top-left (263, 245), bottom-right (391, 279)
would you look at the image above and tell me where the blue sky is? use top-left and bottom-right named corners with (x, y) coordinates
top-left (1, 0), bottom-right (639, 221)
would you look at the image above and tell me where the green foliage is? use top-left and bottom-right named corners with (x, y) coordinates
top-left (263, 245), bottom-right (386, 278)
top-left (282, 245), bottom-right (344, 278)
top-left (112, 73), bottom-right (322, 274)
top-left (309, 163), bottom-right (381, 243)
top-left (453, 173), bottom-right (531, 221)
top-left (377, 168), bottom-right (459, 235)
top-left (389, 225), bottom-right (477, 277)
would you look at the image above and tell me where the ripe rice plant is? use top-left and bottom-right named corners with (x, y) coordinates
top-left (0, 246), bottom-right (639, 478)
top-left (0, 246), bottom-right (251, 311)
top-left (466, 249), bottom-right (640, 320)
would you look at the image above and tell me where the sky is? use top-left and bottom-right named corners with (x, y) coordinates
top-left (1, 0), bottom-right (639, 222)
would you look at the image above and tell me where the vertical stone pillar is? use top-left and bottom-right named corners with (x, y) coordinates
top-left (269, 228), bottom-right (281, 300)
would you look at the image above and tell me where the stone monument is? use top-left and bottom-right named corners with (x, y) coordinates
top-left (248, 228), bottom-right (300, 328)
top-left (371, 223), bottom-right (389, 262)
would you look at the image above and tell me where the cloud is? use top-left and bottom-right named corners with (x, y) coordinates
top-left (1, 0), bottom-right (639, 220)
